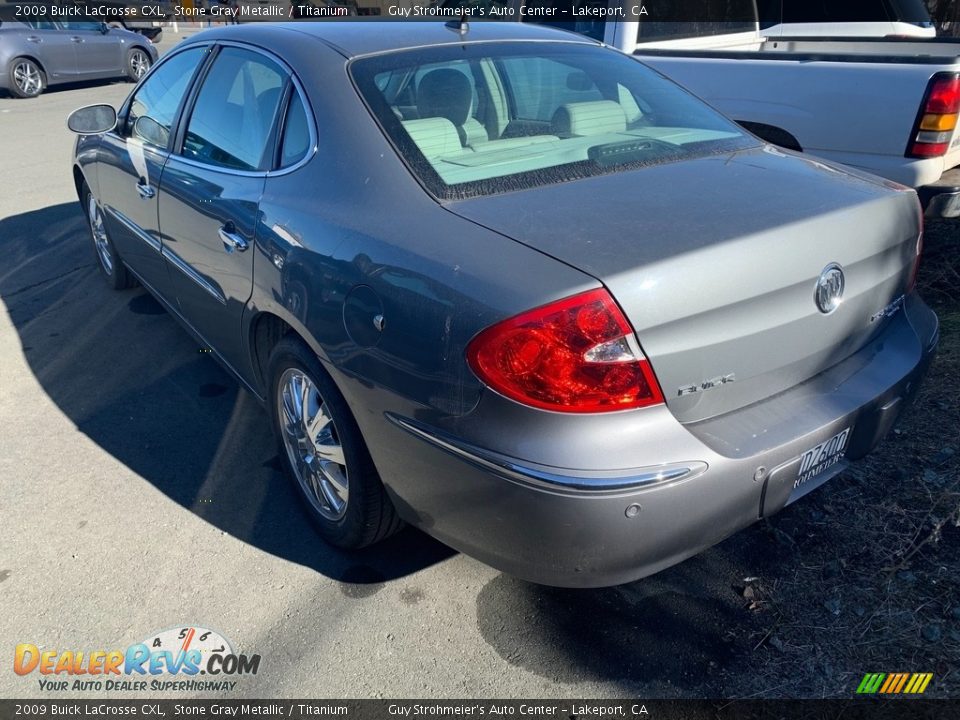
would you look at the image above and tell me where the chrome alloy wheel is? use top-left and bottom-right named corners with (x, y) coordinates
top-left (130, 50), bottom-right (150, 79)
top-left (13, 61), bottom-right (41, 96)
top-left (277, 368), bottom-right (349, 521)
top-left (88, 195), bottom-right (113, 274)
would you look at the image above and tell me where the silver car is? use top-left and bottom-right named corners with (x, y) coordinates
top-left (68, 22), bottom-right (938, 587)
top-left (0, 15), bottom-right (157, 98)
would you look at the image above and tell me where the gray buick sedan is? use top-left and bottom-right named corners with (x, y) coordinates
top-left (68, 22), bottom-right (938, 587)
top-left (0, 14), bottom-right (157, 98)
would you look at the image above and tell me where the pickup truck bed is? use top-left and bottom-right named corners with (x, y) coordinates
top-left (627, 37), bottom-right (960, 215)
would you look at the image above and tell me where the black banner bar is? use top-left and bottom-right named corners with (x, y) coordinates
top-left (2, 700), bottom-right (960, 720)
top-left (0, 1), bottom-right (936, 23)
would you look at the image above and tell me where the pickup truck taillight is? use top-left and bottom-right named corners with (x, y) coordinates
top-left (466, 289), bottom-right (665, 413)
top-left (907, 73), bottom-right (960, 158)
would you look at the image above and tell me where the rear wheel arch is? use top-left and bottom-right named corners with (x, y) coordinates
top-left (250, 311), bottom-right (295, 394)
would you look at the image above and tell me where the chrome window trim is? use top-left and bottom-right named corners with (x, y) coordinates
top-left (171, 39), bottom-right (318, 179)
top-left (114, 43), bottom-right (213, 152)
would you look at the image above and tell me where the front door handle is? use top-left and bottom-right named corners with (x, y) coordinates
top-left (135, 179), bottom-right (155, 199)
top-left (219, 224), bottom-right (248, 254)
top-left (27, 36), bottom-right (41, 43)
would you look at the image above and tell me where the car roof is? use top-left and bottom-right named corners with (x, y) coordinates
top-left (183, 21), bottom-right (597, 59)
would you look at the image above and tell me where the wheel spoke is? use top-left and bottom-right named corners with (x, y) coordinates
top-left (282, 386), bottom-right (301, 432)
top-left (299, 377), bottom-right (311, 432)
top-left (276, 366), bottom-right (349, 521)
top-left (88, 196), bottom-right (113, 272)
top-left (315, 431), bottom-right (345, 467)
top-left (321, 478), bottom-right (344, 514)
top-left (306, 402), bottom-right (331, 439)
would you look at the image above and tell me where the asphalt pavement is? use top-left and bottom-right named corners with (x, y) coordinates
top-left (0, 27), bottom-right (937, 700)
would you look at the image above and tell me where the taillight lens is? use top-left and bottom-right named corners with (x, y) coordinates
top-left (907, 74), bottom-right (960, 158)
top-left (466, 289), bottom-right (665, 413)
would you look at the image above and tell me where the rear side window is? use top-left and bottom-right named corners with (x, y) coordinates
top-left (279, 90), bottom-right (311, 167)
top-left (126, 46), bottom-right (206, 149)
top-left (182, 47), bottom-right (285, 172)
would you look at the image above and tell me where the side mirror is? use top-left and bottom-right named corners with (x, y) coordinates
top-left (100, 22), bottom-right (110, 34)
top-left (133, 115), bottom-right (168, 147)
top-left (67, 104), bottom-right (117, 135)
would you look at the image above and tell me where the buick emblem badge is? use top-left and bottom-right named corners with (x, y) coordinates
top-left (815, 263), bottom-right (845, 314)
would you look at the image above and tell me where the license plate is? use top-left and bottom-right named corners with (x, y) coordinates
top-left (795, 427), bottom-right (851, 490)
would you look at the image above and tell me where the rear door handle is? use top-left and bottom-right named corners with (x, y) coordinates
top-left (136, 179), bottom-right (155, 199)
top-left (219, 224), bottom-right (248, 253)
top-left (27, 36), bottom-right (41, 43)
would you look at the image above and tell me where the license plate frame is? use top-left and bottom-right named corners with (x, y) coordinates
top-left (789, 427), bottom-right (851, 500)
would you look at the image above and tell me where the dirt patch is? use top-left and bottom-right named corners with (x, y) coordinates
top-left (717, 219), bottom-right (960, 698)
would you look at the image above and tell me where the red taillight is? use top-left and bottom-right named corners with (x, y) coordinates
top-left (466, 289), bottom-right (665, 413)
top-left (907, 74), bottom-right (960, 158)
top-left (926, 76), bottom-right (960, 114)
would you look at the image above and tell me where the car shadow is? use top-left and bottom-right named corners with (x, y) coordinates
top-left (0, 202), bottom-right (455, 585)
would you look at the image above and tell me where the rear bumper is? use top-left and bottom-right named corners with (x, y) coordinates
top-left (379, 295), bottom-right (938, 588)
top-left (918, 167), bottom-right (960, 218)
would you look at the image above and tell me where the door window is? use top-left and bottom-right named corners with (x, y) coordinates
top-left (126, 46), bottom-right (206, 149)
top-left (60, 22), bottom-right (105, 31)
top-left (181, 47), bottom-right (286, 172)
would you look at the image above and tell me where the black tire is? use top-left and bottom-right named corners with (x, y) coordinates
top-left (82, 184), bottom-right (136, 290)
top-left (8, 57), bottom-right (45, 99)
top-left (126, 47), bottom-right (152, 82)
top-left (267, 335), bottom-right (402, 549)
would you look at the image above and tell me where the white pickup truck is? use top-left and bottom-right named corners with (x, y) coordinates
top-left (518, 0), bottom-right (960, 216)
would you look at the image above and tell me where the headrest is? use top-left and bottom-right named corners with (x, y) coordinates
top-left (552, 101), bottom-right (628, 137)
top-left (417, 69), bottom-right (472, 127)
top-left (401, 118), bottom-right (463, 160)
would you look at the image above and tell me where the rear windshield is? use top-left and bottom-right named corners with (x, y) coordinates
top-left (350, 42), bottom-right (756, 200)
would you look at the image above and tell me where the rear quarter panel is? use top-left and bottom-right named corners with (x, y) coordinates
top-left (247, 33), bottom-right (597, 421)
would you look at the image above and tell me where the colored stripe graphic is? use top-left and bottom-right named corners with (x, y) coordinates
top-left (857, 673), bottom-right (886, 694)
top-left (857, 672), bottom-right (932, 694)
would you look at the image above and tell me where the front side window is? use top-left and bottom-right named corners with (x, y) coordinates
top-left (351, 43), bottom-right (755, 199)
top-left (181, 47), bottom-right (285, 171)
top-left (126, 46), bottom-right (206, 149)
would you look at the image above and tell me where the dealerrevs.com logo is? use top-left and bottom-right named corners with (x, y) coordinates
top-left (14, 626), bottom-right (261, 692)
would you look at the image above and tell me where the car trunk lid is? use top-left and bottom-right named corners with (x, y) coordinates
top-left (447, 147), bottom-right (922, 423)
